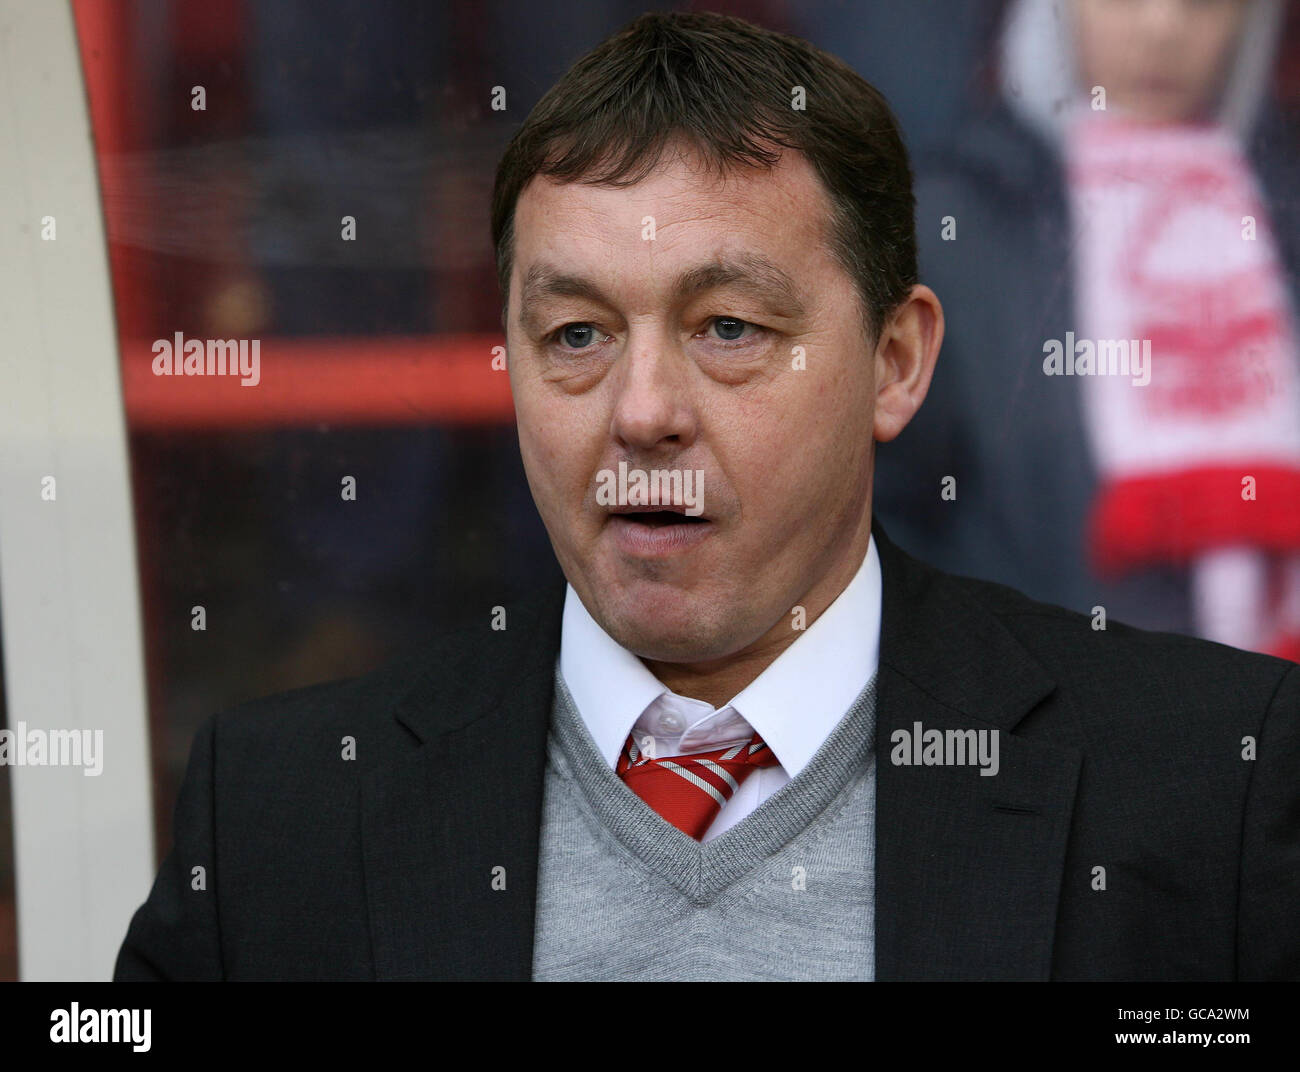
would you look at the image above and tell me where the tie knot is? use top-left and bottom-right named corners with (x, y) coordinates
top-left (615, 730), bottom-right (779, 840)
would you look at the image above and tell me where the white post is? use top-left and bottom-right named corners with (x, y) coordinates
top-left (0, 0), bottom-right (155, 980)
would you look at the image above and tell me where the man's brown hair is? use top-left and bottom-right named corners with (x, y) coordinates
top-left (490, 10), bottom-right (917, 344)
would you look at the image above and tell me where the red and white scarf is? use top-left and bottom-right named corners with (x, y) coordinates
top-left (1066, 109), bottom-right (1300, 660)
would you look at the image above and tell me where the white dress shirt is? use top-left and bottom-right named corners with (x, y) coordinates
top-left (558, 535), bottom-right (882, 841)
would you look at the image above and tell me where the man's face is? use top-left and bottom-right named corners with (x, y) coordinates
top-left (506, 142), bottom-right (879, 665)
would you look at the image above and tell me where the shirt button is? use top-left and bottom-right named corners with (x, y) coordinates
top-left (657, 712), bottom-right (684, 734)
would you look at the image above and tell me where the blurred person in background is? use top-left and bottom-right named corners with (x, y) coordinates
top-left (873, 0), bottom-right (1300, 659)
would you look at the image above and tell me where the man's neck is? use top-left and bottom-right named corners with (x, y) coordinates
top-left (641, 628), bottom-right (802, 709)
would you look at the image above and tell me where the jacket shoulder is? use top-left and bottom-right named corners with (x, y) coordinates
top-left (205, 578), bottom-right (565, 766)
top-left (947, 567), bottom-right (1296, 712)
top-left (210, 644), bottom-right (428, 754)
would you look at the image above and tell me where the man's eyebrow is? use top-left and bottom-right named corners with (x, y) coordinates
top-left (518, 254), bottom-right (807, 331)
top-left (675, 256), bottom-right (807, 317)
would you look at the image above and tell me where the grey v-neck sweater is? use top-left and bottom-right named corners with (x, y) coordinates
top-left (531, 664), bottom-right (878, 981)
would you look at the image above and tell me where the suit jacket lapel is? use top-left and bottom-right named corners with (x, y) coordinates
top-left (872, 519), bottom-right (1083, 980)
top-left (361, 578), bottom-right (565, 980)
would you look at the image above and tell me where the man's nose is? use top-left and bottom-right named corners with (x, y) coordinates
top-left (608, 327), bottom-right (698, 452)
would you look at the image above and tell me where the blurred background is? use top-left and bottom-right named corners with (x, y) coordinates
top-left (0, 0), bottom-right (1296, 980)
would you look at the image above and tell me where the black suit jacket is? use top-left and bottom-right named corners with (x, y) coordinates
top-left (114, 520), bottom-right (1300, 980)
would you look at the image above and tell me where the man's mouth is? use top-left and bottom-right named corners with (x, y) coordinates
top-left (606, 506), bottom-right (715, 556)
top-left (611, 509), bottom-right (709, 527)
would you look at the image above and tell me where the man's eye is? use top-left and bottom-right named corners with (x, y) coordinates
top-left (707, 317), bottom-right (760, 343)
top-left (547, 318), bottom-right (761, 350)
top-left (551, 323), bottom-right (602, 350)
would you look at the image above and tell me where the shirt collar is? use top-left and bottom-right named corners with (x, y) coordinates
top-left (558, 535), bottom-right (882, 776)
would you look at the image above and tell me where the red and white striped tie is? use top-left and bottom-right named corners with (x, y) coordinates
top-left (615, 730), bottom-right (780, 840)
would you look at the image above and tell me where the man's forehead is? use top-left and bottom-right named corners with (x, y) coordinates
top-left (511, 147), bottom-right (833, 312)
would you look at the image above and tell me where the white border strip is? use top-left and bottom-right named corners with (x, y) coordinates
top-left (0, 0), bottom-right (155, 980)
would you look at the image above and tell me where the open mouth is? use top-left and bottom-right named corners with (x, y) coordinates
top-left (607, 507), bottom-right (714, 556)
top-left (618, 510), bottom-right (709, 527)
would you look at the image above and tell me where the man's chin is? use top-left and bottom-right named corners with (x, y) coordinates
top-left (610, 624), bottom-right (742, 665)
top-left (566, 554), bottom-right (755, 660)
top-left (592, 593), bottom-right (752, 665)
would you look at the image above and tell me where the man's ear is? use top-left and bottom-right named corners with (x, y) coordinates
top-left (872, 284), bottom-right (944, 443)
